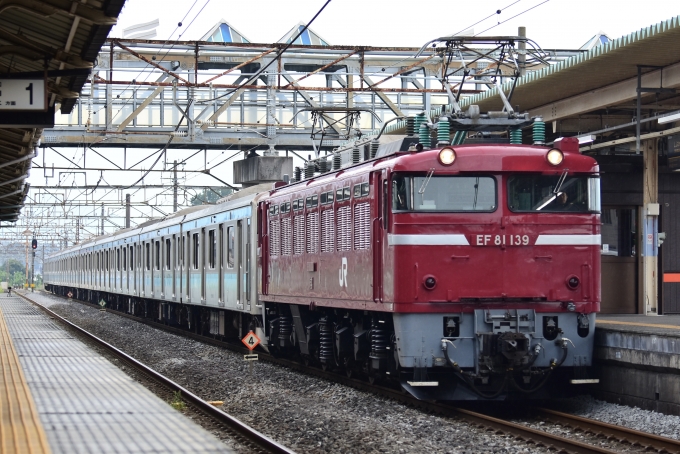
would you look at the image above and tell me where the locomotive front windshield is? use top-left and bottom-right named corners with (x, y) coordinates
top-left (508, 175), bottom-right (601, 213)
top-left (392, 174), bottom-right (496, 212)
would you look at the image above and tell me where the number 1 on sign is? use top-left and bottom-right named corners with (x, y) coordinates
top-left (26, 83), bottom-right (33, 105)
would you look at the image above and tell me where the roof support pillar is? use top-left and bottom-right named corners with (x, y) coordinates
top-left (641, 138), bottom-right (659, 315)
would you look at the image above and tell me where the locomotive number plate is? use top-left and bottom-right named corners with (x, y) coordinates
top-left (473, 234), bottom-right (531, 246)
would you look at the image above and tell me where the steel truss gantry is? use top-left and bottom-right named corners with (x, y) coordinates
top-left (11, 36), bottom-right (580, 249)
top-left (45, 36), bottom-right (558, 149)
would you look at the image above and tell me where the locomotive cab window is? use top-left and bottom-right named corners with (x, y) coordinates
top-left (508, 175), bottom-right (600, 213)
top-left (392, 174), bottom-right (496, 212)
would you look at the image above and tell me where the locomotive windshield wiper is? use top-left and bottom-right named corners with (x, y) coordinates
top-left (472, 177), bottom-right (480, 210)
top-left (552, 168), bottom-right (569, 195)
top-left (418, 168), bottom-right (435, 205)
top-left (536, 169), bottom-right (570, 211)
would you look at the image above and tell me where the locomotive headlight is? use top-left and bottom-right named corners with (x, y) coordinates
top-left (546, 148), bottom-right (564, 166)
top-left (438, 147), bottom-right (456, 166)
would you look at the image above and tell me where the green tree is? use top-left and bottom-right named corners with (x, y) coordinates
top-left (11, 270), bottom-right (25, 288)
top-left (0, 260), bottom-right (26, 284)
top-left (190, 187), bottom-right (233, 206)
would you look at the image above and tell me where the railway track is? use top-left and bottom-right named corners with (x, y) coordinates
top-left (535, 408), bottom-right (680, 453)
top-left (29, 290), bottom-right (680, 454)
top-left (17, 291), bottom-right (296, 454)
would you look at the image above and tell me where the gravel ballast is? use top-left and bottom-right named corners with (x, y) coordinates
top-left (28, 291), bottom-right (680, 453)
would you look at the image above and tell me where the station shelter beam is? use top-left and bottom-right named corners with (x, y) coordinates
top-left (530, 62), bottom-right (680, 123)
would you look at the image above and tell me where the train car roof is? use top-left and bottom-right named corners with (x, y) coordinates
top-left (266, 143), bottom-right (598, 199)
top-left (46, 183), bottom-right (272, 260)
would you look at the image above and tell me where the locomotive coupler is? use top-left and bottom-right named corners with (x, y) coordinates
top-left (497, 332), bottom-right (530, 363)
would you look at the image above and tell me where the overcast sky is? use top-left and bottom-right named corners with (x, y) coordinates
top-left (110, 0), bottom-right (679, 50)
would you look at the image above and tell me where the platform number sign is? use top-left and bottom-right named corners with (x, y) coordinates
top-left (242, 331), bottom-right (261, 351)
top-left (0, 79), bottom-right (46, 111)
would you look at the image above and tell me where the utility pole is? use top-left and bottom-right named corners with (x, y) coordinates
top-left (22, 229), bottom-right (31, 288)
top-left (100, 204), bottom-right (104, 236)
top-left (173, 160), bottom-right (178, 213)
top-left (31, 239), bottom-right (35, 292)
top-left (75, 217), bottom-right (80, 244)
top-left (125, 194), bottom-right (131, 228)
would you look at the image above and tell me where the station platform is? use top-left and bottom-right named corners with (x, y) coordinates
top-left (0, 294), bottom-right (231, 454)
top-left (597, 313), bottom-right (680, 335)
top-left (593, 314), bottom-right (680, 415)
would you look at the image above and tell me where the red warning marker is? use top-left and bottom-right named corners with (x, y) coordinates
top-left (241, 331), bottom-right (261, 351)
top-left (67, 291), bottom-right (73, 298)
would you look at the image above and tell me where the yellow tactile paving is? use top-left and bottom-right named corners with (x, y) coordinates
top-left (0, 307), bottom-right (51, 454)
top-left (597, 319), bottom-right (680, 330)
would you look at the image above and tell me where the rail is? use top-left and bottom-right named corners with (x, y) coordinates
top-left (537, 408), bottom-right (680, 453)
top-left (33, 289), bottom-right (675, 454)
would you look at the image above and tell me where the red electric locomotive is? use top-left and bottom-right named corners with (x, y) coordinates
top-left (259, 125), bottom-right (600, 400)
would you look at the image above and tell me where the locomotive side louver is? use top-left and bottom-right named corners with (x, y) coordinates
top-left (281, 218), bottom-right (292, 256)
top-left (294, 216), bottom-right (305, 255)
top-left (306, 212), bottom-right (319, 254)
top-left (354, 202), bottom-right (371, 250)
top-left (321, 210), bottom-right (335, 253)
top-left (337, 206), bottom-right (352, 251)
top-left (269, 220), bottom-right (281, 256)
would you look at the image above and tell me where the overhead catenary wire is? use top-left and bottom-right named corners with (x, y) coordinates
top-left (108, 0), bottom-right (209, 120)
top-left (474, 0), bottom-right (551, 36)
top-left (451, 0), bottom-right (523, 37)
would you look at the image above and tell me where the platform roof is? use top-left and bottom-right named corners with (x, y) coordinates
top-left (0, 0), bottom-right (125, 224)
top-left (460, 15), bottom-right (680, 117)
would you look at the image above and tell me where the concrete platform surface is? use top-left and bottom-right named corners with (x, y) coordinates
top-left (0, 295), bottom-right (232, 454)
top-left (598, 313), bottom-right (680, 336)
